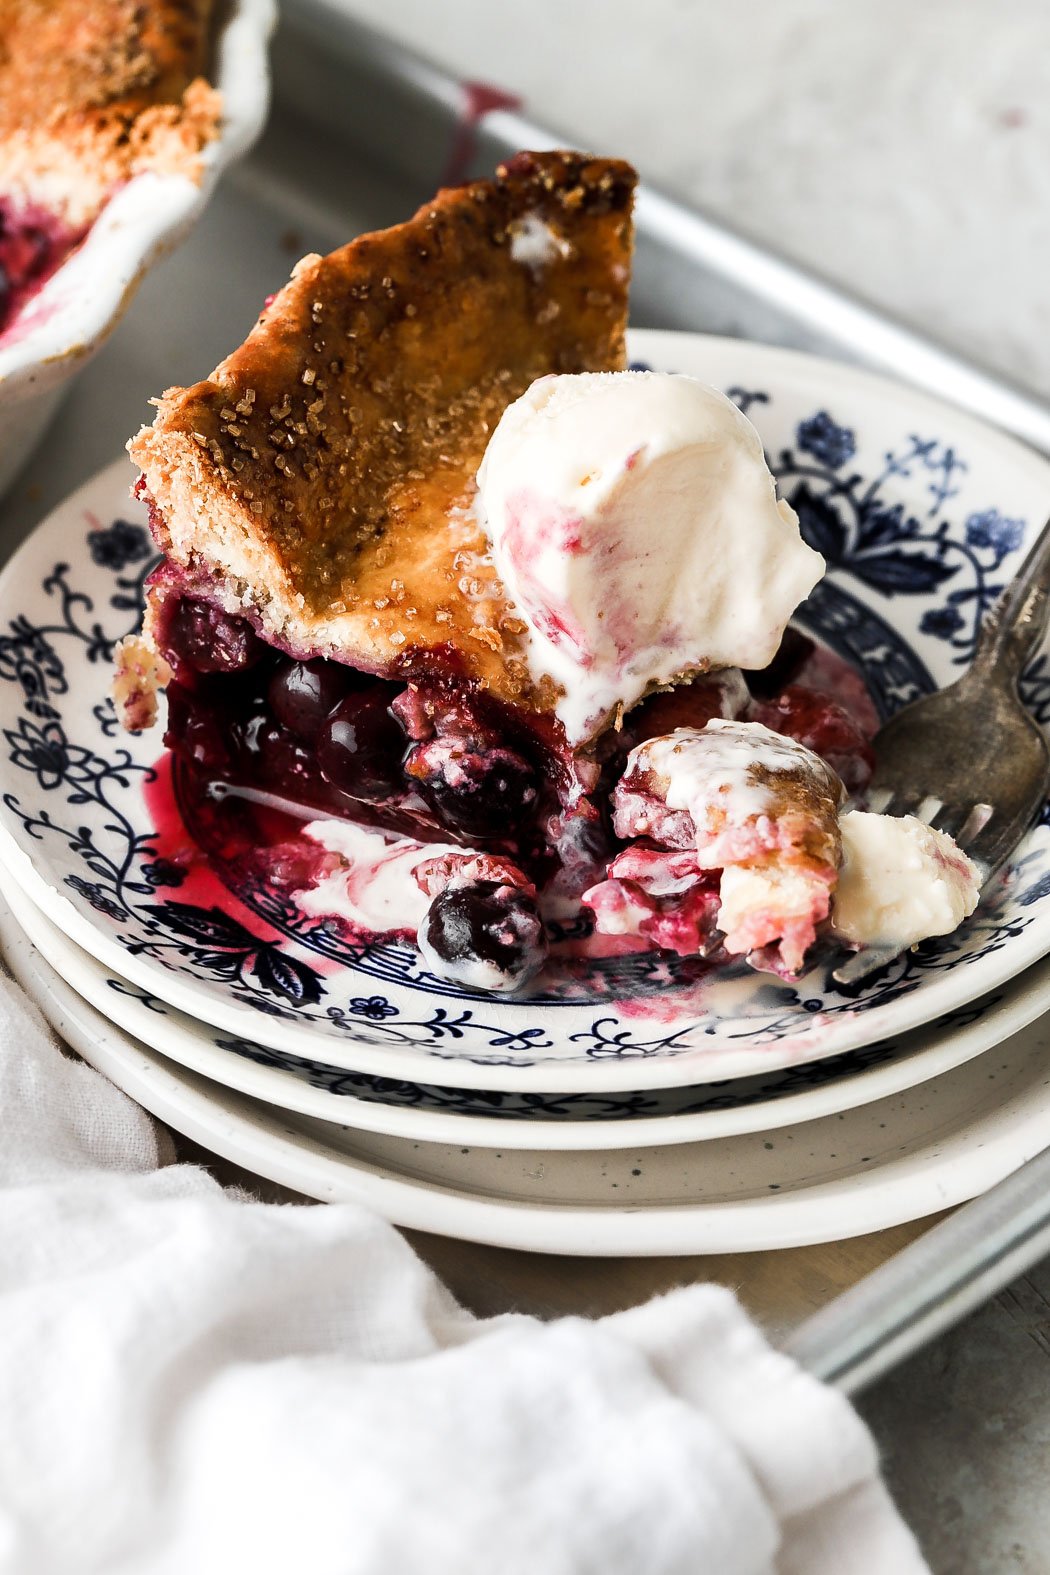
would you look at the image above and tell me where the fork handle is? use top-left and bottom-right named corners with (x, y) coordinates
top-left (972, 511), bottom-right (1050, 679)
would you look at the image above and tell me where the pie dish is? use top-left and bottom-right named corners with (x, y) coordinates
top-left (0, 0), bottom-right (220, 336)
top-left (0, 0), bottom-right (273, 499)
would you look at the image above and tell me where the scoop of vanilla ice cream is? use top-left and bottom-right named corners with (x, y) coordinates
top-left (475, 370), bottom-right (824, 744)
top-left (832, 811), bottom-right (981, 950)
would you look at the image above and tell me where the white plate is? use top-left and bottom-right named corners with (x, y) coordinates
top-left (10, 866), bottom-right (1050, 1152)
top-left (2, 331), bottom-right (1050, 1093)
top-left (5, 884), bottom-right (1050, 1254)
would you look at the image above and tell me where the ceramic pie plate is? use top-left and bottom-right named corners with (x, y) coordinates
top-left (1, 330), bottom-right (1050, 1094)
top-left (4, 883), bottom-right (1050, 1254)
top-left (9, 865), bottom-right (1050, 1151)
top-left (0, 0), bottom-right (276, 501)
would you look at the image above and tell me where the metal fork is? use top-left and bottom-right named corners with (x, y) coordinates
top-left (833, 514), bottom-right (1050, 986)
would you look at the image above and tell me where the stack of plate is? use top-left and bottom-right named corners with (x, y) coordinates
top-left (2, 331), bottom-right (1050, 1256)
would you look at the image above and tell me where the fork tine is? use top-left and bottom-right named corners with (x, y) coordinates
top-left (957, 802), bottom-right (994, 846)
top-left (930, 803), bottom-right (969, 841)
top-left (832, 944), bottom-right (900, 989)
top-left (865, 786), bottom-right (895, 815)
top-left (867, 788), bottom-right (942, 823)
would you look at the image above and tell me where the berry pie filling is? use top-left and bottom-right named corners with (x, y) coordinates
top-left (589, 719), bottom-right (846, 979)
top-left (117, 155), bottom-right (982, 997)
top-left (147, 559), bottom-right (567, 858)
top-left (0, 200), bottom-right (87, 336)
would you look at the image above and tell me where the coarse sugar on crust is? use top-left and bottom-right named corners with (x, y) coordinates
top-left (0, 0), bottom-right (220, 226)
top-left (128, 150), bottom-right (636, 717)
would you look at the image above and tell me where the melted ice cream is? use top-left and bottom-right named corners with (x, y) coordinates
top-left (637, 720), bottom-right (831, 836)
top-left (293, 821), bottom-right (463, 934)
top-left (475, 370), bottom-right (824, 742)
top-left (832, 811), bottom-right (981, 949)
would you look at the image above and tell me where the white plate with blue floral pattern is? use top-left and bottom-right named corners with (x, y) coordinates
top-left (5, 881), bottom-right (1050, 1254)
top-left (8, 865), bottom-right (1050, 1151)
top-left (2, 330), bottom-right (1050, 1095)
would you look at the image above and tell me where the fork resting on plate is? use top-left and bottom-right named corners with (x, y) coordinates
top-left (834, 512), bottom-right (1050, 986)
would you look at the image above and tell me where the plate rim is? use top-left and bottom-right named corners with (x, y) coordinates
top-left (5, 882), bottom-right (1050, 1256)
top-left (9, 858), bottom-right (1050, 1152)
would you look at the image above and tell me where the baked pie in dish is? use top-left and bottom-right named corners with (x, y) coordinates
top-left (0, 0), bottom-right (220, 335)
top-left (117, 151), bottom-right (980, 994)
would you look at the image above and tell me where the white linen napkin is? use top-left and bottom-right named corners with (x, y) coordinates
top-left (0, 963), bottom-right (928, 1575)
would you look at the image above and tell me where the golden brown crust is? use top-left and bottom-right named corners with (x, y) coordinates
top-left (0, 1), bottom-right (219, 223)
top-left (130, 151), bottom-right (636, 710)
top-left (751, 759), bottom-right (843, 872)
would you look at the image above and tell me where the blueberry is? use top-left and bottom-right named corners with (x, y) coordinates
top-left (268, 658), bottom-right (352, 740)
top-left (167, 597), bottom-right (264, 676)
top-left (317, 688), bottom-right (405, 801)
top-left (164, 683), bottom-right (231, 775)
top-left (246, 717), bottom-right (317, 793)
top-left (417, 880), bottom-right (548, 993)
top-left (408, 742), bottom-right (538, 839)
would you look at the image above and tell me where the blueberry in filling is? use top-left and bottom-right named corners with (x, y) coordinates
top-left (168, 596), bottom-right (265, 677)
top-left (316, 690), bottom-right (407, 802)
top-left (418, 879), bottom-right (548, 993)
top-left (268, 659), bottom-right (354, 740)
top-left (157, 590), bottom-right (557, 860)
top-left (405, 735), bottom-right (539, 839)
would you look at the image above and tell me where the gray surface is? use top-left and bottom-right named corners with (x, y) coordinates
top-left (278, 0), bottom-right (1050, 455)
top-left (859, 1262), bottom-right (1050, 1574)
top-left (3, 59), bottom-right (1048, 1573)
top-left (326, 0), bottom-right (1050, 406)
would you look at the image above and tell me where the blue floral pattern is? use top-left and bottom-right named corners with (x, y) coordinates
top-left (104, 977), bottom-right (1003, 1122)
top-left (87, 519), bottom-right (152, 573)
top-left (0, 353), bottom-right (1047, 1084)
top-left (796, 410), bottom-right (857, 469)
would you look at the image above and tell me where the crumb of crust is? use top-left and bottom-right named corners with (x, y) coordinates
top-left (113, 634), bottom-right (171, 733)
top-left (125, 76), bottom-right (221, 186)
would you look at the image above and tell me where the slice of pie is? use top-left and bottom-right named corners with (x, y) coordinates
top-left (587, 719), bottom-right (846, 976)
top-left (121, 149), bottom-right (971, 995)
top-left (120, 151), bottom-right (637, 875)
top-left (0, 0), bottom-right (220, 332)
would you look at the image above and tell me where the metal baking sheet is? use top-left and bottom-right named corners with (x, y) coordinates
top-left (268, 3), bottom-right (1050, 1389)
top-left (0, 4), bottom-right (1046, 1393)
top-left (278, 0), bottom-right (1050, 455)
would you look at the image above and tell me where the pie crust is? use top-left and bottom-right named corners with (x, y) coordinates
top-left (126, 151), bottom-right (636, 726)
